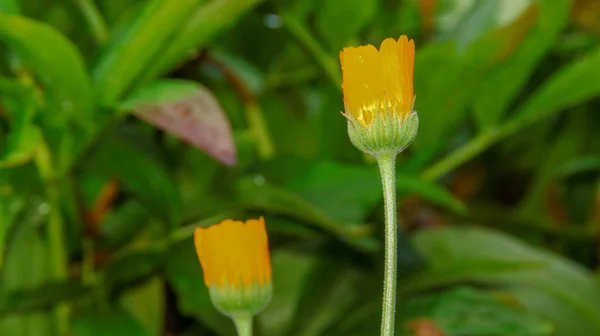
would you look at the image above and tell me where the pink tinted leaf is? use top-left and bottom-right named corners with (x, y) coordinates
top-left (122, 80), bottom-right (237, 166)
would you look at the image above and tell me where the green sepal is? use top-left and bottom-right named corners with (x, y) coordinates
top-left (209, 281), bottom-right (272, 318)
top-left (346, 110), bottom-right (419, 156)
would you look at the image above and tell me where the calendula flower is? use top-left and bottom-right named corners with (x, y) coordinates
top-left (340, 35), bottom-right (419, 156)
top-left (194, 217), bottom-right (272, 321)
top-left (339, 35), bottom-right (419, 336)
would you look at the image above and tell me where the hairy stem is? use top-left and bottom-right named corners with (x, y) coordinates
top-left (376, 151), bottom-right (398, 336)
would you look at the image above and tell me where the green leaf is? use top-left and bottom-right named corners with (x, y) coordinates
top-left (0, 79), bottom-right (40, 168)
top-left (0, 164), bottom-right (41, 271)
top-left (0, 13), bottom-right (92, 126)
top-left (92, 0), bottom-right (202, 104)
top-left (314, 0), bottom-right (376, 51)
top-left (472, 0), bottom-right (570, 129)
top-left (0, 117), bottom-right (40, 168)
top-left (415, 0), bottom-right (531, 148)
top-left (323, 303), bottom-right (380, 336)
top-left (100, 201), bottom-right (151, 249)
top-left (122, 80), bottom-right (237, 166)
top-left (279, 9), bottom-right (341, 86)
top-left (415, 0), bottom-right (561, 149)
top-left (288, 255), bottom-right (370, 336)
top-left (413, 41), bottom-right (485, 148)
top-left (164, 239), bottom-right (234, 335)
top-left (284, 161), bottom-right (383, 224)
top-left (0, 13), bottom-right (94, 174)
top-left (284, 161), bottom-right (466, 223)
top-left (121, 80), bottom-right (201, 108)
top-left (256, 250), bottom-right (318, 336)
top-left (305, 85), bottom-right (361, 162)
top-left (0, 196), bottom-right (15, 271)
top-left (71, 306), bottom-right (147, 336)
top-left (0, 221), bottom-right (52, 336)
top-left (409, 226), bottom-right (600, 336)
top-left (83, 135), bottom-right (182, 225)
top-left (120, 276), bottom-right (165, 336)
top-left (260, 94), bottom-right (318, 158)
top-left (235, 177), bottom-right (378, 252)
top-left (499, 286), bottom-right (596, 336)
top-left (0, 280), bottom-right (87, 315)
top-left (139, 0), bottom-right (265, 83)
top-left (506, 44), bottom-right (600, 134)
top-left (177, 148), bottom-right (220, 221)
top-left (263, 217), bottom-right (323, 239)
top-left (210, 48), bottom-right (265, 95)
top-left (0, 0), bottom-right (19, 14)
top-left (396, 173), bottom-right (467, 215)
top-left (440, 0), bottom-right (499, 49)
top-left (103, 250), bottom-right (163, 291)
top-left (400, 287), bottom-right (552, 335)
top-left (558, 155), bottom-right (600, 177)
top-left (517, 112), bottom-right (589, 215)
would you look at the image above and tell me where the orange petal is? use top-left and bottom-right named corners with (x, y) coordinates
top-left (341, 44), bottom-right (381, 124)
top-left (340, 35), bottom-right (415, 124)
top-left (194, 217), bottom-right (271, 288)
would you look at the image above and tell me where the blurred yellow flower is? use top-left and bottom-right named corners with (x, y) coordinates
top-left (194, 217), bottom-right (272, 317)
top-left (340, 35), bottom-right (415, 126)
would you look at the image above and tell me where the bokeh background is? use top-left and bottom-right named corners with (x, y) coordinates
top-left (2, 0), bottom-right (600, 335)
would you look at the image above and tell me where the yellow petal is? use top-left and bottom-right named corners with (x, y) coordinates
top-left (194, 217), bottom-right (271, 288)
top-left (340, 35), bottom-right (415, 125)
top-left (341, 44), bottom-right (381, 125)
top-left (379, 38), bottom-right (403, 114)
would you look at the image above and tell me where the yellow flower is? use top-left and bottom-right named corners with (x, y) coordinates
top-left (340, 36), bottom-right (417, 335)
top-left (339, 35), bottom-right (418, 156)
top-left (194, 217), bottom-right (272, 317)
top-left (340, 35), bottom-right (415, 126)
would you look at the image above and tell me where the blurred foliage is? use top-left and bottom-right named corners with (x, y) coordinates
top-left (1, 0), bottom-right (600, 335)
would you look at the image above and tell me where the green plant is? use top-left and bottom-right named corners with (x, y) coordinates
top-left (1, 0), bottom-right (600, 335)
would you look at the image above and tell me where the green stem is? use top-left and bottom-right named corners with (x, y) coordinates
top-left (35, 142), bottom-right (70, 335)
top-left (246, 102), bottom-right (275, 160)
top-left (232, 315), bottom-right (253, 336)
top-left (421, 129), bottom-right (499, 182)
top-left (73, 0), bottom-right (109, 44)
top-left (420, 107), bottom-right (554, 182)
top-left (376, 152), bottom-right (398, 336)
